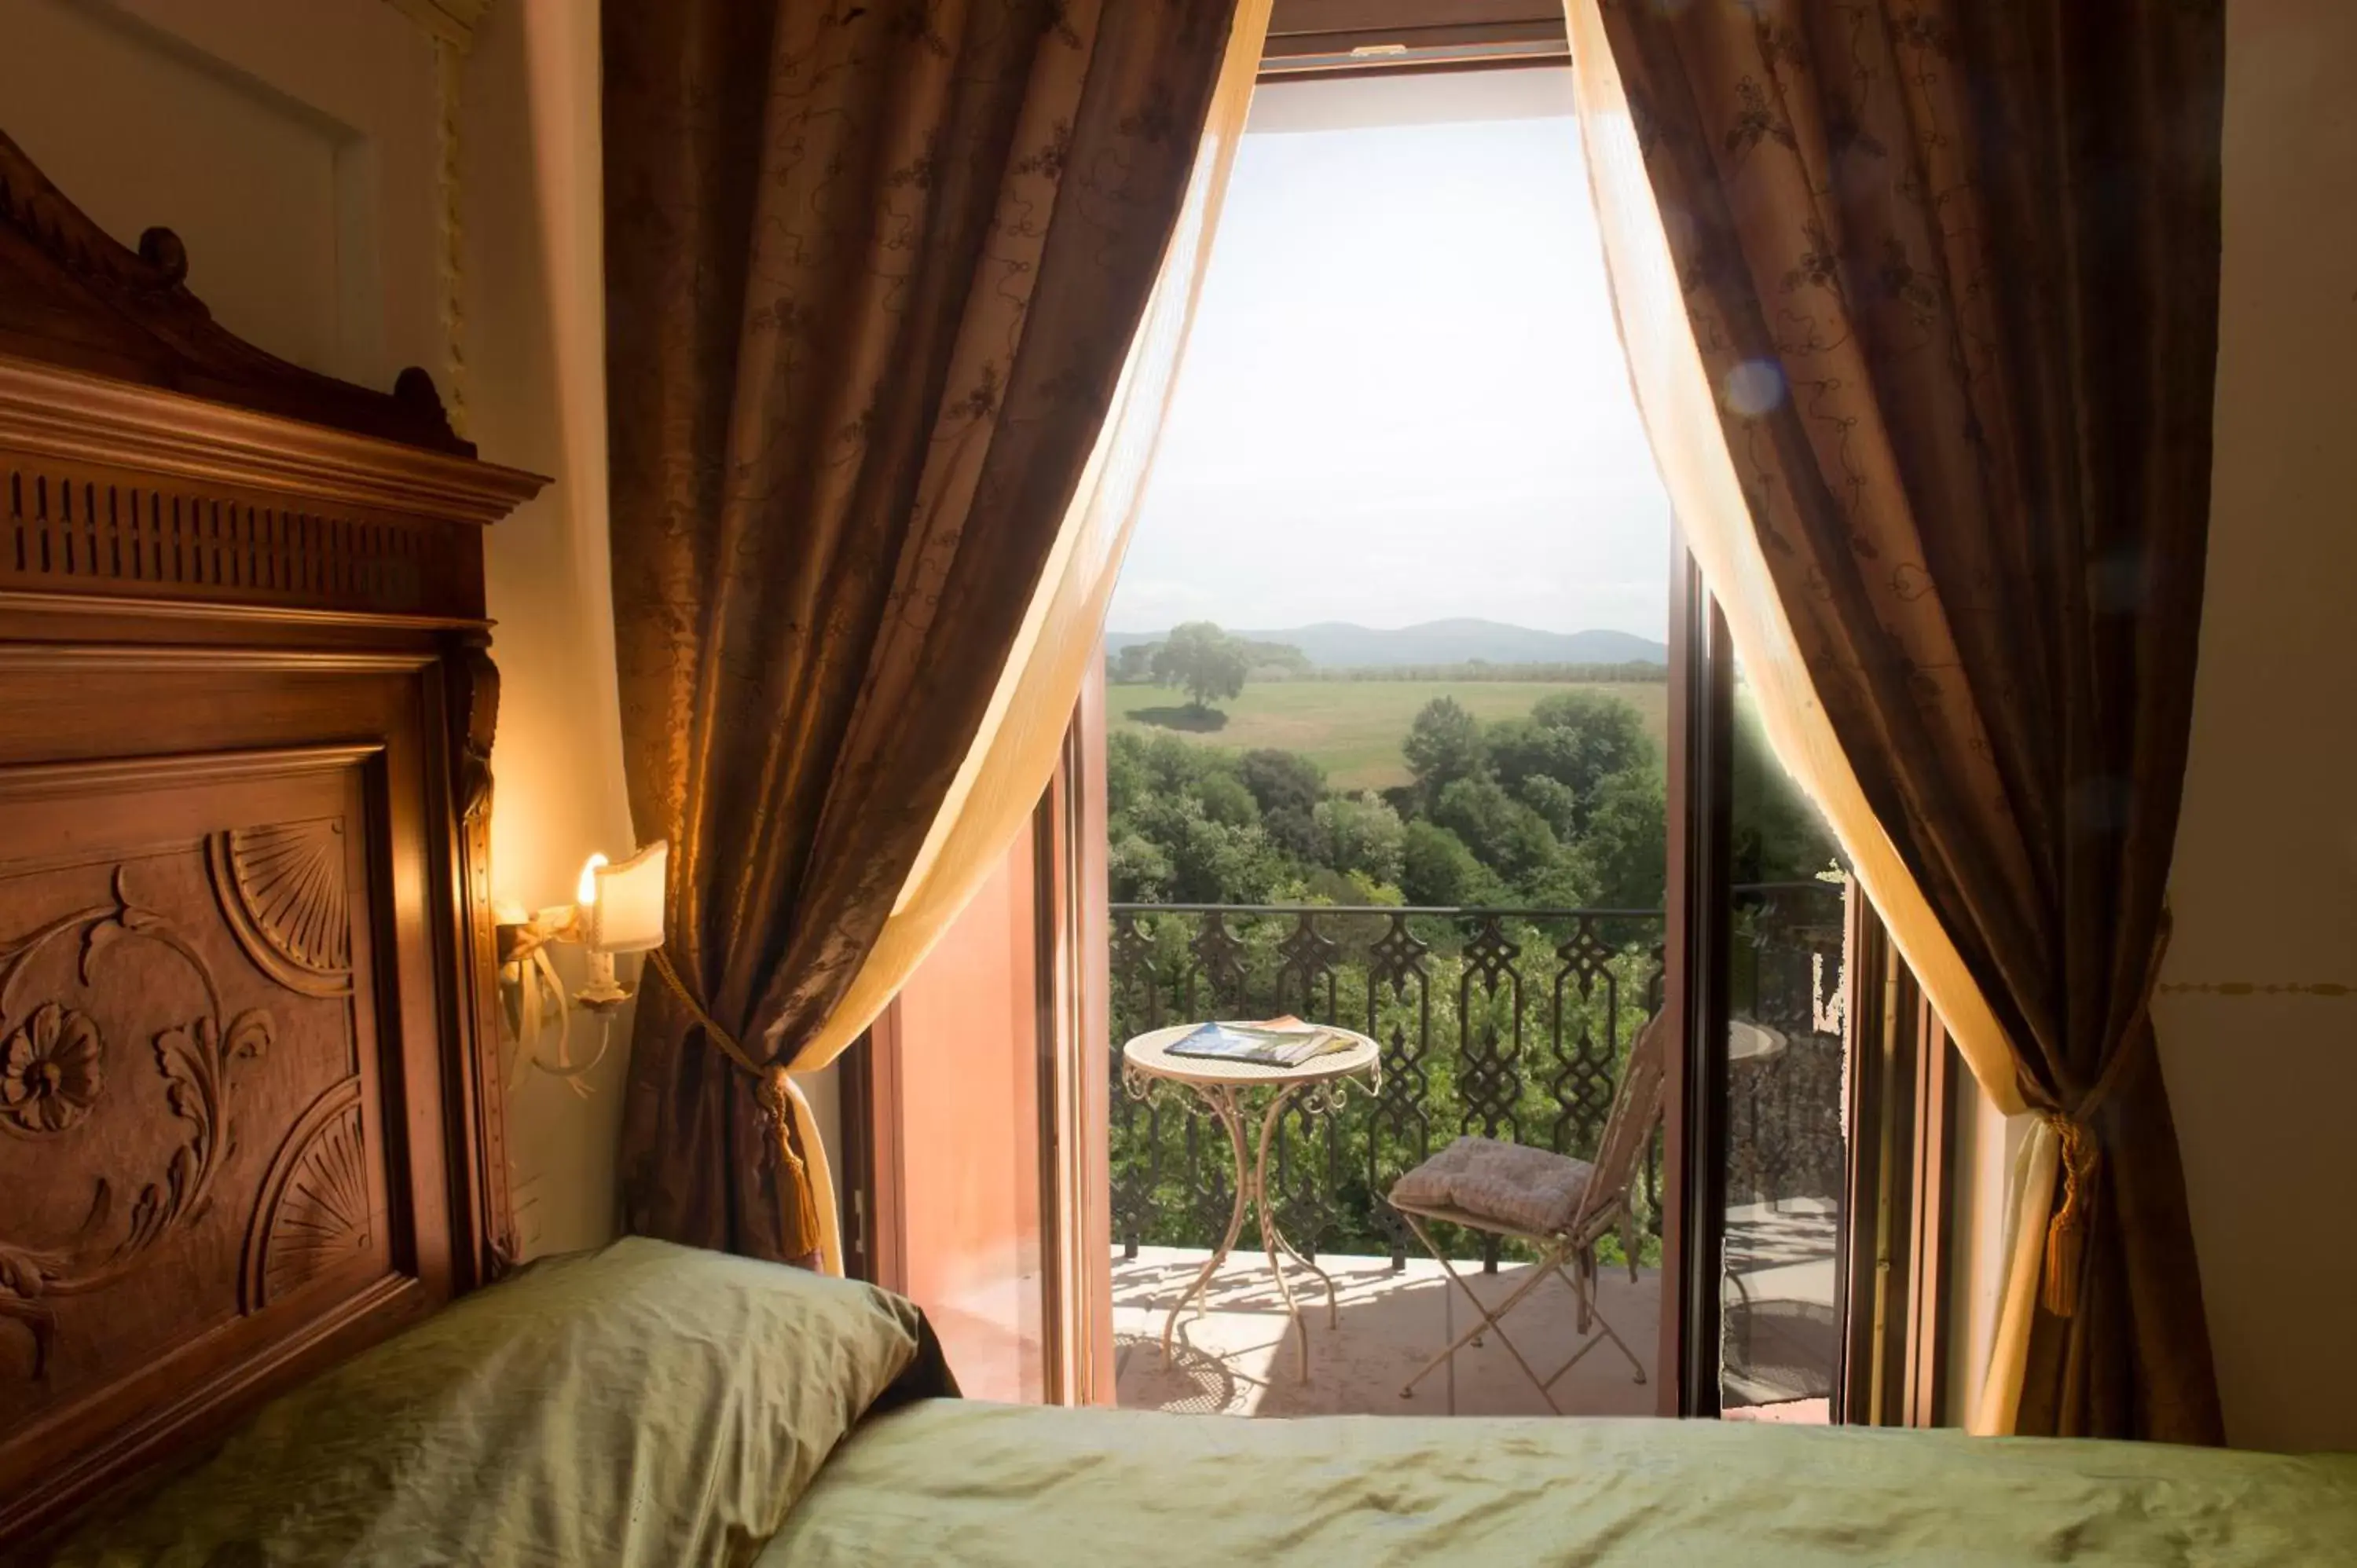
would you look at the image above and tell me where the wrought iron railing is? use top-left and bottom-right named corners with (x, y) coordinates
top-left (1109, 882), bottom-right (1848, 1267)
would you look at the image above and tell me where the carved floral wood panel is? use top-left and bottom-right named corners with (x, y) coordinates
top-left (0, 786), bottom-right (384, 1423)
top-left (0, 115), bottom-right (540, 1539)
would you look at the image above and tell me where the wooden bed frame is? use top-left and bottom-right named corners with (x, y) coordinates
top-left (0, 128), bottom-right (543, 1545)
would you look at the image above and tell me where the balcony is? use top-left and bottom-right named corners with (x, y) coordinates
top-left (1108, 885), bottom-right (1848, 1417)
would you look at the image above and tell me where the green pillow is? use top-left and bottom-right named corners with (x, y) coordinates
top-left (54, 1236), bottom-right (932, 1567)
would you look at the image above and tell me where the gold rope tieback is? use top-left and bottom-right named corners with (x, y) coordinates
top-left (2037, 911), bottom-right (2174, 1321)
top-left (2040, 1112), bottom-right (2099, 1319)
top-left (754, 1064), bottom-right (811, 1189)
top-left (647, 947), bottom-right (822, 1248)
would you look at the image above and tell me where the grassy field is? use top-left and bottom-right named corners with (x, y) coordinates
top-left (1107, 680), bottom-right (1670, 791)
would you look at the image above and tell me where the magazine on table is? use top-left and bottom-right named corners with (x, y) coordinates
top-left (1166, 1016), bottom-right (1355, 1068)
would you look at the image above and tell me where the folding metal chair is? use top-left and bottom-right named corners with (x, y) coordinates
top-left (1386, 1011), bottom-right (1670, 1411)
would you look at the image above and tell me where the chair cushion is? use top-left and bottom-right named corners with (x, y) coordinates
top-left (1389, 1135), bottom-right (1593, 1235)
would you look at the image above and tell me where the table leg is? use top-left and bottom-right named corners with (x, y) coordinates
top-left (1147, 1074), bottom-right (1350, 1385)
top-left (1250, 1085), bottom-right (1339, 1383)
top-left (1161, 1086), bottom-right (1250, 1366)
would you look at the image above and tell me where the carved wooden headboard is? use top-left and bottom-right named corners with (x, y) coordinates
top-left (0, 128), bottom-right (544, 1544)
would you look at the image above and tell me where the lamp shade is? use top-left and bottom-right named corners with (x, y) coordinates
top-left (587, 840), bottom-right (668, 954)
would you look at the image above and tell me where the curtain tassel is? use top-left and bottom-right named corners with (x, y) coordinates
top-left (650, 947), bottom-right (824, 1257)
top-left (2040, 1113), bottom-right (2100, 1318)
top-left (756, 1064), bottom-right (825, 1252)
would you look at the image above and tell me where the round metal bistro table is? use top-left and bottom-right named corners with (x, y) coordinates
top-left (1121, 1023), bottom-right (1381, 1383)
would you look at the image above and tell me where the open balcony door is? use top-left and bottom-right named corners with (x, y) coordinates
top-left (860, 595), bottom-right (1708, 1416)
top-left (857, 589), bottom-right (1886, 1421)
top-left (1659, 540), bottom-right (1725, 1419)
top-left (854, 669), bottom-right (1114, 1405)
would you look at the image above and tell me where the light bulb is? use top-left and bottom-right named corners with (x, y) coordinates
top-left (577, 852), bottom-right (608, 907)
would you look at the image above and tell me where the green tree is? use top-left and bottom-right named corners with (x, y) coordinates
top-left (1512, 774), bottom-right (1582, 840)
top-left (1403, 696), bottom-right (1487, 804)
top-left (1485, 716), bottom-right (1575, 794)
top-left (1105, 728), bottom-right (1150, 818)
top-left (1107, 830), bottom-right (1175, 902)
top-left (1241, 748), bottom-right (1325, 861)
top-left (1312, 791), bottom-right (1406, 886)
top-left (1110, 643), bottom-right (1156, 683)
top-left (1193, 770), bottom-right (1259, 828)
top-left (1529, 689), bottom-right (1652, 774)
top-left (1158, 801), bottom-right (1285, 903)
top-left (1400, 820), bottom-right (1500, 907)
top-left (1150, 621), bottom-right (1249, 712)
top-left (1240, 748), bottom-right (1323, 818)
top-left (1487, 691), bottom-right (1655, 828)
top-left (1105, 731), bottom-right (1296, 904)
top-left (1582, 768), bottom-right (1668, 907)
top-left (1431, 775), bottom-right (1564, 891)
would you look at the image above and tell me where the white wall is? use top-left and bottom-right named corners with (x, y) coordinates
top-left (458, 0), bottom-right (636, 1256)
top-left (456, 1), bottom-right (844, 1240)
top-left (1945, 0), bottom-right (2357, 1453)
top-left (0, 0), bottom-right (436, 384)
top-left (452, 2), bottom-right (847, 1212)
top-left (2154, 0), bottom-right (2357, 1454)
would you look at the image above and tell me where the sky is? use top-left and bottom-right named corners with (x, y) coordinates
top-left (1107, 70), bottom-right (1673, 640)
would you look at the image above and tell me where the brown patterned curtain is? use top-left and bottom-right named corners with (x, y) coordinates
top-left (1571, 0), bottom-right (2226, 1441)
top-left (603, 0), bottom-right (1242, 1266)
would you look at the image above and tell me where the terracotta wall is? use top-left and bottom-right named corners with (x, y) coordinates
top-left (871, 824), bottom-right (1049, 1404)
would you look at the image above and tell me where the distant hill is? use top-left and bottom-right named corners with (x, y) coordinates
top-left (1105, 617), bottom-right (1668, 669)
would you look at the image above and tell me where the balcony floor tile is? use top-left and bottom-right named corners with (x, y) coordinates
top-left (1112, 1201), bottom-right (1838, 1420)
top-left (1113, 1247), bottom-right (1662, 1418)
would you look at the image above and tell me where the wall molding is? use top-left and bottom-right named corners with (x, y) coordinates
top-left (2157, 981), bottom-right (2353, 998)
top-left (379, 0), bottom-right (486, 440)
top-left (432, 35), bottom-right (468, 438)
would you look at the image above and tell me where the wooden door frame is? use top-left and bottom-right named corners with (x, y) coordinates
top-left (835, 675), bottom-right (1109, 1407)
top-left (836, 1035), bottom-right (879, 1286)
top-left (1662, 535), bottom-right (1733, 1417)
top-left (842, 1009), bottom-right (904, 1293)
top-left (848, 578), bottom-right (1958, 1422)
top-left (1260, 0), bottom-right (1567, 76)
top-left (1033, 665), bottom-right (1114, 1405)
top-left (1667, 538), bottom-right (1954, 1426)
top-left (1837, 905), bottom-right (1957, 1427)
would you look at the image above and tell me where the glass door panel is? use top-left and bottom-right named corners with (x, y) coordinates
top-left (1717, 660), bottom-right (1850, 1420)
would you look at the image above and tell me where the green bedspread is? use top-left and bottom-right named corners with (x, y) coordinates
top-left (42, 1236), bottom-right (2356, 1565)
top-left (764, 1401), bottom-right (2357, 1566)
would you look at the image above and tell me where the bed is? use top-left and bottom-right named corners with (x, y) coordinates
top-left (773, 1399), bottom-right (2357, 1566)
top-left (5, 119), bottom-right (2356, 1568)
top-left (38, 1236), bottom-right (2357, 1566)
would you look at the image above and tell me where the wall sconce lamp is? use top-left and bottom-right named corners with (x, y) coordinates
top-left (495, 841), bottom-right (668, 1096)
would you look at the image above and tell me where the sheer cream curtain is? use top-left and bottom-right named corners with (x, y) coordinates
top-left (772, 0), bottom-right (1275, 1277)
top-left (1561, 1), bottom-right (2044, 1432)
